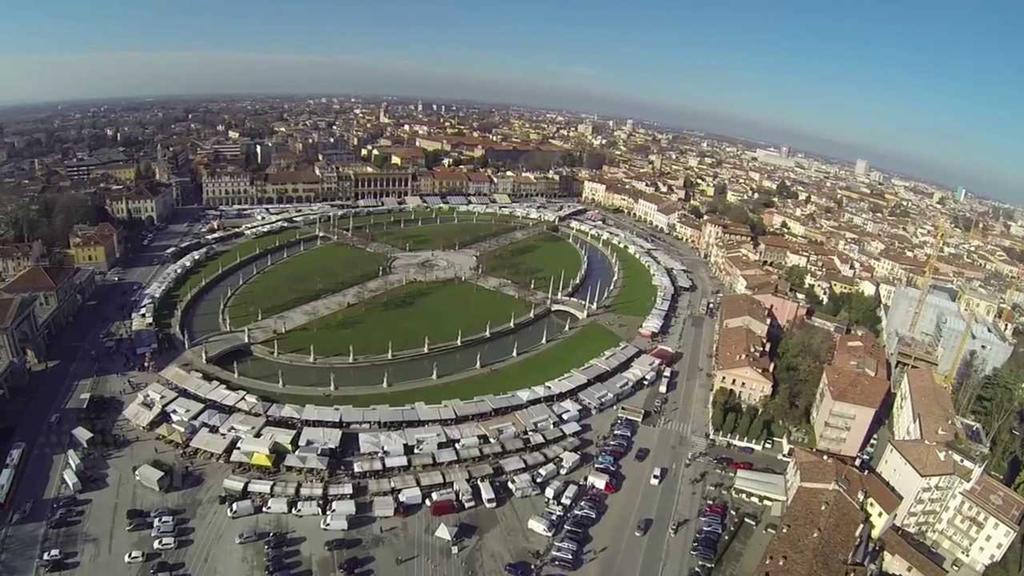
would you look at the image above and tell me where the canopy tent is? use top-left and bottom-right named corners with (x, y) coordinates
top-left (189, 428), bottom-right (234, 455)
top-left (155, 423), bottom-right (189, 445)
top-left (434, 523), bottom-right (457, 542)
top-left (283, 453), bottom-right (328, 470)
top-left (249, 452), bottom-right (275, 468)
top-left (70, 426), bottom-right (94, 448)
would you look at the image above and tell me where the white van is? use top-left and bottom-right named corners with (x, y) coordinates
top-left (527, 515), bottom-right (555, 537)
top-left (320, 513), bottom-right (349, 531)
top-left (559, 482), bottom-right (579, 508)
top-left (291, 500), bottom-right (323, 516)
top-left (227, 499), bottom-right (256, 519)
top-left (424, 488), bottom-right (456, 507)
top-left (263, 497), bottom-right (291, 514)
top-left (328, 499), bottom-right (357, 516)
top-left (558, 452), bottom-right (581, 475)
top-left (532, 463), bottom-right (558, 485)
top-left (478, 479), bottom-right (497, 509)
top-left (545, 480), bottom-right (566, 503)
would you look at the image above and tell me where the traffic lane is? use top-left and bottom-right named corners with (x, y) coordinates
top-left (586, 424), bottom-right (662, 575)
top-left (637, 430), bottom-right (691, 576)
top-left (0, 299), bottom-right (113, 574)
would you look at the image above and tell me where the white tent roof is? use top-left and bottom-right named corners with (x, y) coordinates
top-left (434, 523), bottom-right (457, 542)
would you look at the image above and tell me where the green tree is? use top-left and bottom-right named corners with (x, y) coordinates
top-left (713, 180), bottom-right (728, 197)
top-left (712, 403), bottom-right (726, 432)
top-left (775, 179), bottom-right (797, 200)
top-left (767, 322), bottom-right (834, 427)
top-left (371, 153), bottom-right (390, 169)
top-left (424, 149), bottom-right (445, 169)
top-left (736, 406), bottom-right (758, 439)
top-left (784, 266), bottom-right (808, 290)
top-left (722, 411), bottom-right (738, 436)
top-left (820, 291), bottom-right (882, 334)
top-left (688, 205), bottom-right (703, 220)
top-left (749, 413), bottom-right (770, 442)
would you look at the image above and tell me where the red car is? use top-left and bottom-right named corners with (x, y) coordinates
top-left (729, 461), bottom-right (753, 471)
top-left (430, 500), bottom-right (459, 517)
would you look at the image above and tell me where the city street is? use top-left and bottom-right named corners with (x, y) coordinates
top-left (578, 213), bottom-right (719, 576)
top-left (0, 216), bottom-right (197, 575)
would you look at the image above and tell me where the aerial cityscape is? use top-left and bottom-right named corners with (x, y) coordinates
top-left (0, 3), bottom-right (1022, 576)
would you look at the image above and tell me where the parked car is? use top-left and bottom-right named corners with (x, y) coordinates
top-left (150, 524), bottom-right (176, 538)
top-left (125, 508), bottom-right (147, 520)
top-left (123, 550), bottom-right (145, 564)
top-left (235, 529), bottom-right (260, 544)
top-left (149, 508), bottom-right (174, 519)
top-left (152, 537), bottom-right (177, 551)
top-left (729, 461), bottom-right (754, 471)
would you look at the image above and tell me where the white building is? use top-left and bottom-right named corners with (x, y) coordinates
top-left (875, 368), bottom-right (1024, 573)
top-left (855, 158), bottom-right (870, 177)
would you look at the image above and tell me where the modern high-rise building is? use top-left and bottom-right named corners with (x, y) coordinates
top-left (379, 102), bottom-right (388, 123)
top-left (957, 186), bottom-right (968, 202)
top-left (855, 158), bottom-right (870, 176)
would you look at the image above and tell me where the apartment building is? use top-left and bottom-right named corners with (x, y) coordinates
top-left (713, 322), bottom-right (772, 405)
top-left (67, 223), bottom-right (121, 271)
top-left (105, 186), bottom-right (175, 224)
top-left (0, 266), bottom-right (95, 341)
top-left (201, 165), bottom-right (254, 206)
top-left (0, 241), bottom-right (46, 282)
top-left (875, 367), bottom-right (1024, 573)
top-left (810, 332), bottom-right (889, 457)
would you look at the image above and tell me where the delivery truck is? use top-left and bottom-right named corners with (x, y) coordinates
top-left (558, 452), bottom-right (581, 475)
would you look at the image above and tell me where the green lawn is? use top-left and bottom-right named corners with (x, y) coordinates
top-left (258, 323), bottom-right (622, 406)
top-left (608, 243), bottom-right (657, 317)
top-left (481, 232), bottom-right (582, 290)
top-left (367, 221), bottom-right (517, 251)
top-left (155, 228), bottom-right (309, 329)
top-left (276, 280), bottom-right (531, 356)
top-left (227, 243), bottom-right (386, 326)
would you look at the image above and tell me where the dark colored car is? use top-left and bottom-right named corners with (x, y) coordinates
top-left (635, 518), bottom-right (652, 536)
top-left (504, 562), bottom-right (533, 576)
top-left (339, 557), bottom-right (360, 575)
top-left (150, 561), bottom-right (172, 574)
top-left (324, 538), bottom-right (346, 551)
top-left (634, 447), bottom-right (650, 462)
top-left (125, 508), bottom-right (147, 520)
top-left (264, 535), bottom-right (287, 550)
top-left (729, 461), bottom-right (754, 471)
top-left (148, 507), bottom-right (174, 519)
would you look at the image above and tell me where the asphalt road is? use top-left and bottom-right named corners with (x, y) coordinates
top-left (0, 217), bottom-right (197, 575)
top-left (578, 213), bottom-right (720, 576)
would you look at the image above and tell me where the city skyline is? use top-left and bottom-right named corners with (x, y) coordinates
top-left (0, 0), bottom-right (1020, 201)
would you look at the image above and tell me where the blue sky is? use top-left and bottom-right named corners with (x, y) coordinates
top-left (0, 0), bottom-right (1020, 202)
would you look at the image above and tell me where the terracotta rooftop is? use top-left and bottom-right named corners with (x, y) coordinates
top-left (715, 325), bottom-right (771, 373)
top-left (2, 266), bottom-right (77, 294)
top-left (964, 473), bottom-right (1024, 528)
top-left (719, 294), bottom-right (768, 324)
top-left (880, 530), bottom-right (947, 576)
top-left (905, 368), bottom-right (958, 444)
top-left (760, 485), bottom-right (867, 576)
top-left (791, 448), bottom-right (901, 513)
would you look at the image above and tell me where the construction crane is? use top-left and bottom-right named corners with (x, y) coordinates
top-left (907, 221), bottom-right (947, 335)
top-left (945, 312), bottom-right (973, 393)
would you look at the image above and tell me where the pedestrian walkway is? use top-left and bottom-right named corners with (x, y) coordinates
top-left (646, 416), bottom-right (688, 434)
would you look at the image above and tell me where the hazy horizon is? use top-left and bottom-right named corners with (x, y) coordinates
top-left (0, 1), bottom-right (1020, 202)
